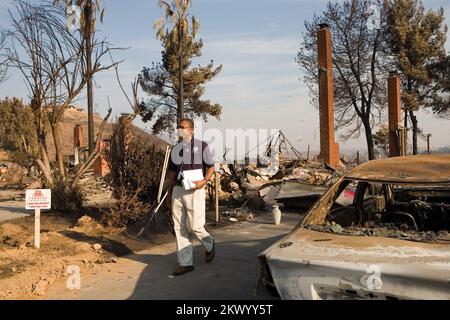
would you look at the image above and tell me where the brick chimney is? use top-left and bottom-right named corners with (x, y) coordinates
top-left (317, 23), bottom-right (340, 168)
top-left (93, 140), bottom-right (110, 178)
top-left (74, 124), bottom-right (83, 148)
top-left (93, 114), bottom-right (132, 178)
top-left (388, 72), bottom-right (401, 157)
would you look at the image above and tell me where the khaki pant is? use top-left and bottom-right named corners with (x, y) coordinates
top-left (172, 186), bottom-right (214, 266)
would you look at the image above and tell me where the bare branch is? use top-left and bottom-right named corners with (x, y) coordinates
top-left (0, 31), bottom-right (8, 85)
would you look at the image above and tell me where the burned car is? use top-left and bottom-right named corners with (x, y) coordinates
top-left (257, 155), bottom-right (450, 300)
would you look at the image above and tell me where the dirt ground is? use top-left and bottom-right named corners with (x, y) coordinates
top-left (0, 208), bottom-right (179, 299)
top-left (0, 197), bottom-right (245, 299)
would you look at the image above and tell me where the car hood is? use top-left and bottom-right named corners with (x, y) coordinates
top-left (261, 228), bottom-right (450, 299)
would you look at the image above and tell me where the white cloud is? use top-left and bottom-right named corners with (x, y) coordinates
top-left (206, 37), bottom-right (299, 56)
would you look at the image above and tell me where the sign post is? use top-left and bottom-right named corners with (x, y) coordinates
top-left (26, 189), bottom-right (51, 249)
top-left (34, 208), bottom-right (41, 249)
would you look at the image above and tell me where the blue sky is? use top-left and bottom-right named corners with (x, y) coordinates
top-left (1, 0), bottom-right (449, 156)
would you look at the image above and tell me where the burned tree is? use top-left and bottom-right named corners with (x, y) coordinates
top-left (428, 55), bottom-right (450, 118)
top-left (54, 0), bottom-right (106, 155)
top-left (6, 0), bottom-right (116, 185)
top-left (297, 0), bottom-right (387, 160)
top-left (384, 0), bottom-right (448, 154)
top-left (101, 61), bottom-right (172, 230)
top-left (103, 122), bottom-right (166, 227)
top-left (139, 0), bottom-right (222, 134)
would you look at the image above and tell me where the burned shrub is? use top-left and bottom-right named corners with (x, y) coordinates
top-left (51, 177), bottom-right (85, 212)
top-left (103, 121), bottom-right (166, 227)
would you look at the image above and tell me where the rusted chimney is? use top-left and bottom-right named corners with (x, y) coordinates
top-left (317, 23), bottom-right (340, 168)
top-left (388, 72), bottom-right (401, 157)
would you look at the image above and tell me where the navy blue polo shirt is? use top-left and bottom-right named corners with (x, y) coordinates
top-left (168, 138), bottom-right (214, 182)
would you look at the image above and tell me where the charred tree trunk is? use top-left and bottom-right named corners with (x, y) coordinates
top-left (404, 108), bottom-right (408, 129)
top-left (178, 53), bottom-right (184, 124)
top-left (363, 117), bottom-right (376, 160)
top-left (177, 35), bottom-right (184, 124)
top-left (85, 3), bottom-right (95, 155)
top-left (36, 158), bottom-right (52, 185)
top-left (409, 110), bottom-right (418, 155)
top-left (51, 121), bottom-right (65, 180)
top-left (31, 105), bottom-right (53, 185)
top-left (177, 22), bottom-right (184, 124)
top-left (36, 110), bottom-right (53, 185)
top-left (37, 142), bottom-right (53, 185)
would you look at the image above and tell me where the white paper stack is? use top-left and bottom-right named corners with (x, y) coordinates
top-left (181, 169), bottom-right (204, 190)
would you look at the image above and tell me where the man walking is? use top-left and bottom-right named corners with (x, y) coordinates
top-left (167, 118), bottom-right (216, 276)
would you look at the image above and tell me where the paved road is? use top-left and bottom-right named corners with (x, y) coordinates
top-left (0, 191), bottom-right (109, 224)
top-left (45, 212), bottom-right (302, 300)
top-left (0, 201), bottom-right (30, 223)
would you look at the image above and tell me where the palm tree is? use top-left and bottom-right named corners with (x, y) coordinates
top-left (54, 0), bottom-right (105, 154)
top-left (154, 0), bottom-right (199, 124)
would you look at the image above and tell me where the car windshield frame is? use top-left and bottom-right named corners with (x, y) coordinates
top-left (304, 175), bottom-right (448, 220)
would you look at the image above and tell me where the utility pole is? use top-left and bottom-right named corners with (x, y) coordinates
top-left (427, 134), bottom-right (432, 155)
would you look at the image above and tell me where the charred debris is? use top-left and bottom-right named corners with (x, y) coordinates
top-left (216, 131), bottom-right (355, 220)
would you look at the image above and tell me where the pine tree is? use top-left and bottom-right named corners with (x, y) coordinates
top-left (427, 55), bottom-right (450, 117)
top-left (385, 0), bottom-right (448, 154)
top-left (139, 0), bottom-right (222, 134)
